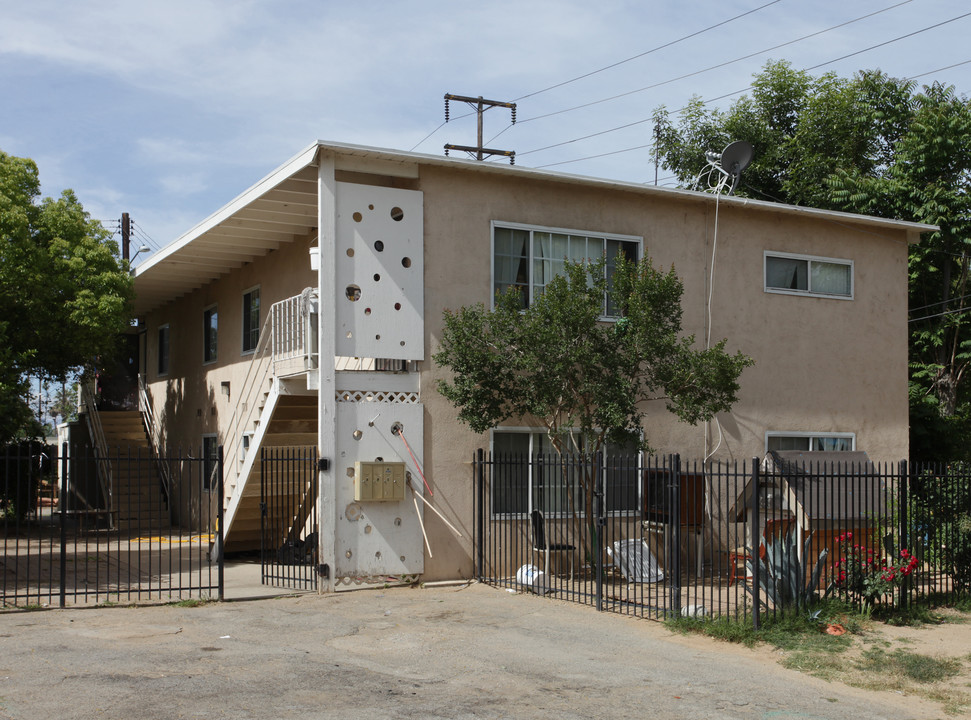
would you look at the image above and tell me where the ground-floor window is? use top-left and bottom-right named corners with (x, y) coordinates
top-left (765, 432), bottom-right (855, 453)
top-left (490, 430), bottom-right (639, 516)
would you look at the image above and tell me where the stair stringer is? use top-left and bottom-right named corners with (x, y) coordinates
top-left (223, 379), bottom-right (282, 543)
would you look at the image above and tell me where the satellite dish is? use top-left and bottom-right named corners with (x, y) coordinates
top-left (694, 140), bottom-right (754, 195)
top-left (720, 141), bottom-right (753, 176)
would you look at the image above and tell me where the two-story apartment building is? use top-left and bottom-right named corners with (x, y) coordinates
top-left (129, 140), bottom-right (931, 587)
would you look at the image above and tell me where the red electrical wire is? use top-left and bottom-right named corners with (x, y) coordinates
top-left (396, 429), bottom-right (433, 496)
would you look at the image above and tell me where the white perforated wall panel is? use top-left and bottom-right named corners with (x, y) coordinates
top-left (334, 400), bottom-right (425, 578)
top-left (335, 184), bottom-right (423, 360)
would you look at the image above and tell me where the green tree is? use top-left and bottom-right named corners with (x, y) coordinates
top-left (434, 256), bottom-right (752, 555)
top-left (653, 61), bottom-right (971, 460)
top-left (0, 150), bottom-right (133, 444)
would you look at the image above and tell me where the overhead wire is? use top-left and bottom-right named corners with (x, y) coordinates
top-left (415, 0), bottom-right (786, 151)
top-left (517, 2), bottom-right (952, 160)
top-left (518, 11), bottom-right (971, 167)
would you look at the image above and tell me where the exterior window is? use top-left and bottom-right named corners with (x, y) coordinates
top-left (493, 223), bottom-right (640, 316)
top-left (203, 305), bottom-right (218, 364)
top-left (202, 435), bottom-right (218, 491)
top-left (157, 324), bottom-right (170, 376)
top-left (766, 432), bottom-right (855, 452)
top-left (242, 287), bottom-right (260, 354)
top-left (764, 252), bottom-right (853, 298)
top-left (491, 430), bottom-right (639, 516)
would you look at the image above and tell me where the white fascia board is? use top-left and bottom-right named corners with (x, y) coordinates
top-left (134, 142), bottom-right (321, 277)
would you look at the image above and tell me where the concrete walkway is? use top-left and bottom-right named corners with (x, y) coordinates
top-left (0, 582), bottom-right (945, 720)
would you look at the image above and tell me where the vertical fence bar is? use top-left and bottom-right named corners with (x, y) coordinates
top-left (59, 443), bottom-right (68, 608)
top-left (217, 446), bottom-right (225, 601)
top-left (476, 449), bottom-right (484, 582)
top-left (751, 457), bottom-right (761, 631)
top-left (594, 451), bottom-right (604, 612)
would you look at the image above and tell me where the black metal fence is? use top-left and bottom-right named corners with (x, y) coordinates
top-left (1, 443), bottom-right (223, 610)
top-left (473, 450), bottom-right (971, 625)
top-left (260, 445), bottom-right (319, 591)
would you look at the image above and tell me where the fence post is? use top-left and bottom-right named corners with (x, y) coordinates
top-left (476, 448), bottom-right (484, 582)
top-left (217, 446), bottom-right (225, 602)
top-left (751, 457), bottom-right (761, 631)
top-left (595, 451), bottom-right (605, 612)
top-left (898, 459), bottom-right (909, 612)
top-left (59, 442), bottom-right (68, 609)
top-left (670, 454), bottom-right (682, 617)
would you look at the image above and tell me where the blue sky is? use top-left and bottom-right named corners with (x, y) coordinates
top-left (2, 0), bottom-right (970, 260)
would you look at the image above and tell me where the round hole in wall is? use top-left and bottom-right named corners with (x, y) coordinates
top-left (400, 341), bottom-right (406, 347)
top-left (364, 308), bottom-right (371, 316)
top-left (390, 206), bottom-right (404, 221)
top-left (400, 555), bottom-right (406, 562)
top-left (401, 257), bottom-right (412, 268)
top-left (345, 550), bottom-right (353, 559)
top-left (375, 334), bottom-right (381, 340)
top-left (394, 517), bottom-right (402, 527)
top-left (373, 273), bottom-right (381, 282)
top-left (368, 204), bottom-right (374, 210)
top-left (346, 248), bottom-right (354, 257)
top-left (352, 212), bottom-right (363, 223)
top-left (374, 240), bottom-right (384, 252)
top-left (345, 284), bottom-right (361, 302)
top-left (375, 456), bottom-right (384, 462)
top-left (375, 551), bottom-right (382, 559)
top-left (365, 524), bottom-right (372, 534)
top-left (394, 302), bottom-right (401, 311)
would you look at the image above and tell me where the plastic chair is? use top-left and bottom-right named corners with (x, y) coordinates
top-left (531, 509), bottom-right (575, 580)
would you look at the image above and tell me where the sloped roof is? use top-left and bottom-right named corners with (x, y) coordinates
top-left (132, 140), bottom-right (938, 316)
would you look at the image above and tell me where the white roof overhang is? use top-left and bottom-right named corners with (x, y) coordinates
top-left (133, 140), bottom-right (938, 316)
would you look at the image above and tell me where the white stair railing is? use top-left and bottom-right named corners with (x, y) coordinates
top-left (224, 288), bottom-right (318, 498)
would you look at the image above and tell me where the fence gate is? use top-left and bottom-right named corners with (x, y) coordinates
top-left (260, 445), bottom-right (319, 590)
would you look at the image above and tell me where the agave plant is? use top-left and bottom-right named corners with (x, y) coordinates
top-left (744, 527), bottom-right (828, 609)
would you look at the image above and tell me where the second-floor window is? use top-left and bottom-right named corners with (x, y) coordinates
top-left (493, 223), bottom-right (640, 316)
top-left (764, 251), bottom-right (853, 299)
top-left (203, 305), bottom-right (218, 364)
top-left (242, 287), bottom-right (260, 354)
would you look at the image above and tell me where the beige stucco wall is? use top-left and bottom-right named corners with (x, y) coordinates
top-left (137, 156), bottom-right (911, 581)
top-left (417, 165), bottom-right (910, 580)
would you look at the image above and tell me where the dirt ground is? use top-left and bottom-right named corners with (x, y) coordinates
top-left (0, 582), bottom-right (967, 720)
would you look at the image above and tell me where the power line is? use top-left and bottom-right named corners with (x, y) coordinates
top-left (516, 11), bottom-right (971, 163)
top-left (411, 0), bottom-right (785, 152)
top-left (516, 1), bottom-right (914, 129)
top-left (513, 0), bottom-right (785, 103)
top-left (910, 304), bottom-right (971, 323)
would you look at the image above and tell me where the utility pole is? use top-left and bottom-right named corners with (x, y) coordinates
top-left (121, 212), bottom-right (131, 261)
top-left (443, 93), bottom-right (517, 164)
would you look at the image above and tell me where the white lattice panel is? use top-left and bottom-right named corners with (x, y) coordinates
top-left (335, 184), bottom-right (423, 361)
top-left (334, 402), bottom-right (424, 578)
top-left (336, 390), bottom-right (419, 404)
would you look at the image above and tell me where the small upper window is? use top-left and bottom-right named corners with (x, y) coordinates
top-left (157, 324), bottom-right (170, 377)
top-left (203, 305), bottom-right (218, 364)
top-left (765, 252), bottom-right (852, 299)
top-left (242, 287), bottom-right (261, 354)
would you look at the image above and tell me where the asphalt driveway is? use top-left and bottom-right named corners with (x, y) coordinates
top-left (0, 583), bottom-right (944, 719)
